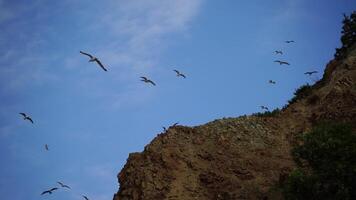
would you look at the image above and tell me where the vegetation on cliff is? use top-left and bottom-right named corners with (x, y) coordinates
top-left (282, 123), bottom-right (356, 200)
top-left (334, 11), bottom-right (356, 60)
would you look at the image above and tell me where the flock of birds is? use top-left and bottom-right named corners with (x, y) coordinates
top-left (260, 40), bottom-right (319, 111)
top-left (39, 181), bottom-right (91, 200)
top-left (17, 50), bottom-right (187, 199)
top-left (17, 39), bottom-right (320, 199)
top-left (79, 50), bottom-right (186, 86)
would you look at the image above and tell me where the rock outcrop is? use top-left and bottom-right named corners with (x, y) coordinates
top-left (113, 44), bottom-right (356, 200)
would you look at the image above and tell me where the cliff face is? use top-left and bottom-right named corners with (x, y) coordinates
top-left (113, 46), bottom-right (356, 200)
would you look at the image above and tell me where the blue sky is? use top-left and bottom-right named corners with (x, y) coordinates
top-left (0, 0), bottom-right (355, 199)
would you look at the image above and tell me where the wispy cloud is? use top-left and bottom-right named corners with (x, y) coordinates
top-left (64, 0), bottom-right (204, 109)
top-left (0, 0), bottom-right (203, 111)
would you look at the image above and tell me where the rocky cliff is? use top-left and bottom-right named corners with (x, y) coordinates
top-left (113, 41), bottom-right (356, 200)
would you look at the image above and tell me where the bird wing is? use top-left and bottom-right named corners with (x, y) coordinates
top-left (180, 74), bottom-right (186, 78)
top-left (83, 195), bottom-right (89, 200)
top-left (50, 187), bottom-right (58, 192)
top-left (27, 117), bottom-right (34, 123)
top-left (80, 51), bottom-right (93, 58)
top-left (19, 113), bottom-right (26, 117)
top-left (173, 70), bottom-right (179, 74)
top-left (148, 80), bottom-right (156, 86)
top-left (64, 185), bottom-right (71, 189)
top-left (172, 122), bottom-right (179, 127)
top-left (41, 191), bottom-right (50, 195)
top-left (57, 182), bottom-right (64, 186)
top-left (283, 62), bottom-right (290, 65)
top-left (140, 76), bottom-right (147, 80)
top-left (95, 59), bottom-right (107, 71)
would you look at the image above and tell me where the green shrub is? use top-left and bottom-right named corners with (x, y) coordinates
top-left (288, 84), bottom-right (312, 104)
top-left (283, 124), bottom-right (356, 200)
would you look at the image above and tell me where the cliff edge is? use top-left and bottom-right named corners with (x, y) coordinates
top-left (113, 25), bottom-right (356, 200)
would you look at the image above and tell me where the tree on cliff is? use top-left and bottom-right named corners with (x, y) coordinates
top-left (334, 11), bottom-right (356, 60)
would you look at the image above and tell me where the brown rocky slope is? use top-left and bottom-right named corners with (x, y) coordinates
top-left (113, 45), bottom-right (356, 200)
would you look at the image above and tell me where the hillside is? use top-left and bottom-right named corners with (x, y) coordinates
top-left (112, 25), bottom-right (356, 200)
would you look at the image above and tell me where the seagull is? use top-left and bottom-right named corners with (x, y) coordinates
top-left (304, 71), bottom-right (318, 76)
top-left (274, 60), bottom-right (290, 65)
top-left (19, 113), bottom-right (34, 124)
top-left (41, 188), bottom-right (58, 195)
top-left (45, 144), bottom-right (49, 151)
top-left (140, 76), bottom-right (156, 86)
top-left (173, 70), bottom-right (186, 78)
top-left (57, 181), bottom-right (71, 189)
top-left (260, 106), bottom-right (269, 111)
top-left (274, 50), bottom-right (283, 55)
top-left (285, 40), bottom-right (295, 43)
top-left (80, 51), bottom-right (108, 71)
top-left (269, 80), bottom-right (276, 84)
top-left (82, 195), bottom-right (90, 200)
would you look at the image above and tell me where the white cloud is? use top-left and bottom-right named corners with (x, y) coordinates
top-left (64, 0), bottom-right (203, 109)
top-left (0, 0), bottom-right (203, 111)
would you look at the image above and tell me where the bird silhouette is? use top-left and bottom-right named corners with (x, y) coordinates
top-left (260, 106), bottom-right (269, 111)
top-left (173, 70), bottom-right (186, 78)
top-left (41, 187), bottom-right (58, 195)
top-left (304, 71), bottom-right (318, 75)
top-left (274, 50), bottom-right (283, 55)
top-left (140, 76), bottom-right (156, 86)
top-left (171, 122), bottom-right (179, 127)
top-left (274, 60), bottom-right (290, 65)
top-left (19, 113), bottom-right (34, 124)
top-left (269, 80), bottom-right (276, 84)
top-left (80, 51), bottom-right (108, 71)
top-left (57, 181), bottom-right (71, 189)
top-left (285, 40), bottom-right (295, 43)
top-left (162, 126), bottom-right (167, 132)
top-left (82, 195), bottom-right (90, 200)
top-left (45, 144), bottom-right (49, 151)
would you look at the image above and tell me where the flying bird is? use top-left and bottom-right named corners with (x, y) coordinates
top-left (304, 71), bottom-right (318, 76)
top-left (269, 80), bottom-right (276, 84)
top-left (41, 188), bottom-right (58, 195)
top-left (260, 106), bottom-right (269, 111)
top-left (274, 60), bottom-right (290, 65)
top-left (140, 76), bottom-right (156, 86)
top-left (285, 40), bottom-right (295, 43)
top-left (19, 113), bottom-right (34, 124)
top-left (173, 70), bottom-right (186, 78)
top-left (80, 51), bottom-right (108, 71)
top-left (82, 195), bottom-right (90, 200)
top-left (274, 50), bottom-right (283, 55)
top-left (57, 181), bottom-right (71, 189)
top-left (45, 144), bottom-right (49, 151)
